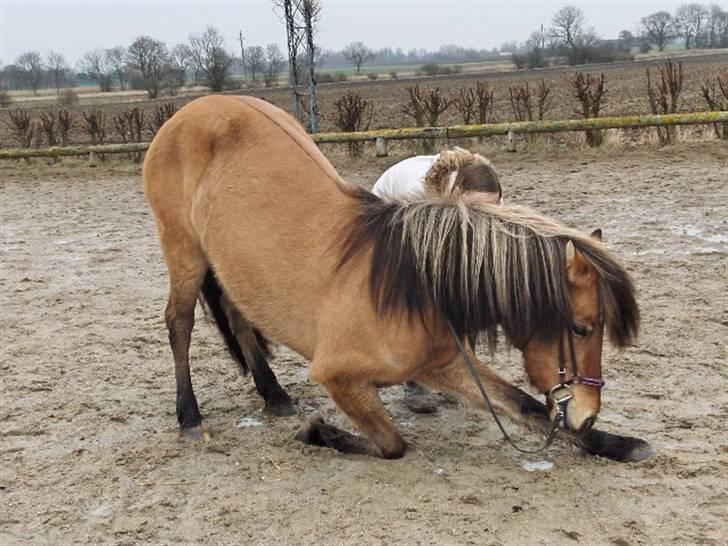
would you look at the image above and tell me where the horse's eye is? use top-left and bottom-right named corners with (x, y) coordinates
top-left (572, 324), bottom-right (589, 337)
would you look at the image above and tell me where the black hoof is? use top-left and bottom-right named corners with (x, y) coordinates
top-left (177, 398), bottom-right (202, 430)
top-left (179, 425), bottom-right (212, 442)
top-left (263, 392), bottom-right (297, 417)
top-left (621, 439), bottom-right (655, 462)
top-left (294, 416), bottom-right (372, 456)
top-left (294, 416), bottom-right (327, 446)
top-left (403, 383), bottom-right (438, 414)
top-left (581, 429), bottom-right (656, 462)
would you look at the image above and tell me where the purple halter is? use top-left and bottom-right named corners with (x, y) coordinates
top-left (547, 328), bottom-right (605, 428)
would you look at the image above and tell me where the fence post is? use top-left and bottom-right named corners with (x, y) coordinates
top-left (506, 130), bottom-right (517, 153)
top-left (375, 137), bottom-right (388, 157)
top-left (89, 152), bottom-right (98, 167)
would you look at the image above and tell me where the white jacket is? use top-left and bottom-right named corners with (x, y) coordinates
top-left (371, 155), bottom-right (441, 198)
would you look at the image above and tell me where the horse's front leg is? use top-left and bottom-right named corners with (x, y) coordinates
top-left (415, 355), bottom-right (654, 462)
top-left (297, 358), bottom-right (407, 459)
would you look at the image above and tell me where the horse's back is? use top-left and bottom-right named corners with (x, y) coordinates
top-left (144, 95), bottom-right (341, 200)
top-left (142, 95), bottom-right (355, 357)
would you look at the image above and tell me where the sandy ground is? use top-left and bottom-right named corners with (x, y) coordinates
top-left (1, 141), bottom-right (726, 545)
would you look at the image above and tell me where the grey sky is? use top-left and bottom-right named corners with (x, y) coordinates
top-left (0, 0), bottom-right (720, 66)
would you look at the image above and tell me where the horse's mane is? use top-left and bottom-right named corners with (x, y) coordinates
top-left (337, 188), bottom-right (639, 349)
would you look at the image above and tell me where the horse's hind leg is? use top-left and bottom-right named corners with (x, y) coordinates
top-left (219, 297), bottom-right (296, 416)
top-left (162, 242), bottom-right (208, 433)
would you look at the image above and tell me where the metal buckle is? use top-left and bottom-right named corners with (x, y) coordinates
top-left (548, 384), bottom-right (573, 405)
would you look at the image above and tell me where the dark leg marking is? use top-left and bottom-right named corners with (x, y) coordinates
top-left (219, 294), bottom-right (296, 416)
top-left (295, 416), bottom-right (373, 456)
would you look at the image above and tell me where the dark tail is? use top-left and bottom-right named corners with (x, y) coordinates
top-left (199, 269), bottom-right (271, 374)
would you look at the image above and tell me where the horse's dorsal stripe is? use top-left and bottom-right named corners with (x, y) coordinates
top-left (232, 96), bottom-right (345, 187)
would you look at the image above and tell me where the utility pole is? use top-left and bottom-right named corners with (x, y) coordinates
top-left (540, 24), bottom-right (545, 49)
top-left (239, 30), bottom-right (247, 86)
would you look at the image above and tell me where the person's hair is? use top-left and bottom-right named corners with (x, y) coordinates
top-left (454, 163), bottom-right (501, 199)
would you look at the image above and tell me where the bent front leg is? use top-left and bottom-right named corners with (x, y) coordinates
top-left (301, 359), bottom-right (407, 459)
top-left (415, 355), bottom-right (653, 462)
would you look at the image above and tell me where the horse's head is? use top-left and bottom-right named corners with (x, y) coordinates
top-left (522, 229), bottom-right (609, 434)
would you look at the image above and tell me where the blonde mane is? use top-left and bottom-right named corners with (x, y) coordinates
top-left (338, 188), bottom-right (639, 349)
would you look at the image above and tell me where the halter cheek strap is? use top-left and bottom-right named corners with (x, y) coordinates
top-left (547, 329), bottom-right (605, 427)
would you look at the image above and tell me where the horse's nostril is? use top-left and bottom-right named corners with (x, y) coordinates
top-left (580, 416), bottom-right (596, 433)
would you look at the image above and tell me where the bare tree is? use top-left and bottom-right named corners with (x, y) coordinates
top-left (127, 36), bottom-right (168, 98)
top-left (6, 109), bottom-right (34, 147)
top-left (189, 26), bottom-right (233, 92)
top-left (169, 44), bottom-right (192, 90)
top-left (645, 60), bottom-right (684, 144)
top-left (16, 51), bottom-right (44, 95)
top-left (302, 0), bottom-right (321, 132)
top-left (641, 11), bottom-right (675, 51)
top-left (700, 69), bottom-right (728, 138)
top-left (46, 52), bottom-right (67, 93)
top-left (333, 91), bottom-right (372, 156)
top-left (509, 80), bottom-right (553, 122)
top-left (550, 6), bottom-right (587, 52)
top-left (39, 111), bottom-right (57, 146)
top-left (707, 4), bottom-right (728, 48)
top-left (83, 110), bottom-right (106, 144)
top-left (273, 0), bottom-right (322, 126)
top-left (246, 46), bottom-right (265, 82)
top-left (80, 49), bottom-right (114, 92)
top-left (57, 109), bottom-right (74, 146)
top-left (264, 43), bottom-right (285, 87)
top-left (452, 87), bottom-right (477, 124)
top-left (675, 3), bottom-right (709, 49)
top-left (343, 42), bottom-right (375, 74)
top-left (275, 0), bottom-right (303, 118)
top-left (105, 46), bottom-right (128, 90)
top-left (402, 85), bottom-right (427, 127)
top-left (569, 72), bottom-right (607, 146)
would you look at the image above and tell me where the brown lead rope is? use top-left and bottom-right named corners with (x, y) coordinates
top-left (443, 316), bottom-right (561, 455)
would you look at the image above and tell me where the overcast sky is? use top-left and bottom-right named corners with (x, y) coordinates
top-left (0, 0), bottom-right (719, 66)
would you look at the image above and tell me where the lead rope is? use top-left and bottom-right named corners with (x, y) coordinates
top-left (444, 316), bottom-right (561, 455)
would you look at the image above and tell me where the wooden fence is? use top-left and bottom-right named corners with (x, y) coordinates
top-left (0, 111), bottom-right (726, 160)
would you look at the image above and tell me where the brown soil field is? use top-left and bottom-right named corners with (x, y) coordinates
top-left (1, 53), bottom-right (726, 149)
top-left (1, 141), bottom-right (727, 545)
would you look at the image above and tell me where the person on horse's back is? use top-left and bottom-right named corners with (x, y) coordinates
top-left (372, 147), bottom-right (502, 204)
top-left (372, 147), bottom-right (503, 414)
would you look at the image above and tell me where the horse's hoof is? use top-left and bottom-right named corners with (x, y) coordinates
top-left (582, 429), bottom-right (655, 463)
top-left (294, 415), bottom-right (325, 444)
top-left (264, 401), bottom-right (297, 417)
top-left (622, 440), bottom-right (656, 462)
top-left (404, 384), bottom-right (439, 414)
top-left (180, 425), bottom-right (212, 442)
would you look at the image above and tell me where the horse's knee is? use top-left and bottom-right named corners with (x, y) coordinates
top-left (380, 437), bottom-right (408, 459)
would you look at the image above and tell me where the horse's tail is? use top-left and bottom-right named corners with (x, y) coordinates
top-left (198, 269), bottom-right (271, 375)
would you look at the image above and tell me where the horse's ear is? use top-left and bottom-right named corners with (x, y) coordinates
top-left (590, 228), bottom-right (603, 241)
top-left (566, 240), bottom-right (590, 284)
top-left (565, 240), bottom-right (576, 266)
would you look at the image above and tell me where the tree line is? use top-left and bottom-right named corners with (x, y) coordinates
top-left (1, 26), bottom-right (290, 97)
top-left (511, 3), bottom-right (727, 69)
top-left (1, 2), bottom-right (726, 96)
